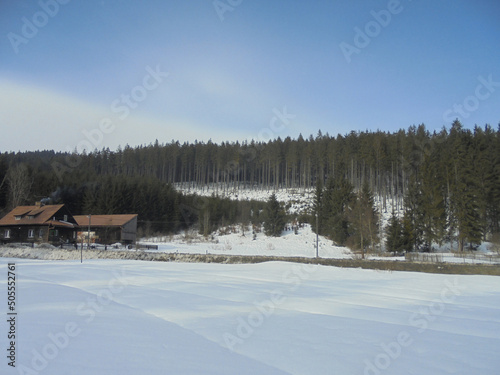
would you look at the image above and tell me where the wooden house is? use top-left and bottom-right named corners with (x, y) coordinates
top-left (0, 203), bottom-right (78, 244)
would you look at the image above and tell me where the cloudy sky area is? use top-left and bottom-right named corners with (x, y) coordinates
top-left (0, 0), bottom-right (499, 152)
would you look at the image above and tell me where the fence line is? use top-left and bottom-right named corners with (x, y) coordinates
top-left (405, 253), bottom-right (443, 263)
top-left (406, 252), bottom-right (500, 264)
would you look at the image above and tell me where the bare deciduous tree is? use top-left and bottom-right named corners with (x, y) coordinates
top-left (7, 164), bottom-right (33, 208)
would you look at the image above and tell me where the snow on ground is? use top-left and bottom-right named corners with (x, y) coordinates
top-left (2, 223), bottom-right (496, 266)
top-left (142, 224), bottom-right (352, 259)
top-left (175, 183), bottom-right (315, 214)
top-left (172, 185), bottom-right (500, 263)
top-left (1, 258), bottom-right (499, 375)
top-left (175, 184), bottom-right (400, 226)
top-left (140, 224), bottom-right (500, 265)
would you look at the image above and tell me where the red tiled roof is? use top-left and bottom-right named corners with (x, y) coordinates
top-left (0, 205), bottom-right (67, 226)
top-left (73, 214), bottom-right (137, 228)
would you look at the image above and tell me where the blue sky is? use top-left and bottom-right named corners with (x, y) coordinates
top-left (1, 0), bottom-right (499, 152)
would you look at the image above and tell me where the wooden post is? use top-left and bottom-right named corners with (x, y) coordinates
top-left (316, 213), bottom-right (319, 258)
top-left (87, 214), bottom-right (91, 250)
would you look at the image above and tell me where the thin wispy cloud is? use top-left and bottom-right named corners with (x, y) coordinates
top-left (0, 0), bottom-right (498, 151)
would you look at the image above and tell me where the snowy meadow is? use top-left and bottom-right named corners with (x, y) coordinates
top-left (1, 258), bottom-right (499, 375)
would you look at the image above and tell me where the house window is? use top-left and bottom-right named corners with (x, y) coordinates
top-left (15, 216), bottom-right (21, 221)
top-left (28, 229), bottom-right (35, 238)
top-left (39, 229), bottom-right (44, 238)
top-left (64, 215), bottom-right (68, 222)
top-left (4, 229), bottom-right (10, 239)
top-left (28, 215), bottom-right (34, 220)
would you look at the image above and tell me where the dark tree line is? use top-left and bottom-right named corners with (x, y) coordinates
top-left (312, 176), bottom-right (379, 256)
top-left (0, 121), bottom-right (499, 247)
top-left (0, 160), bottom-right (266, 237)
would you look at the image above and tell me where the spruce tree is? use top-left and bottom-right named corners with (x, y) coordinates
top-left (263, 193), bottom-right (286, 237)
top-left (347, 182), bottom-right (379, 257)
top-left (386, 211), bottom-right (404, 254)
top-left (404, 176), bottom-right (425, 251)
top-left (449, 125), bottom-right (483, 251)
top-left (474, 125), bottom-right (500, 236)
top-left (401, 211), bottom-right (415, 252)
top-left (420, 150), bottom-right (447, 250)
top-left (324, 176), bottom-right (354, 246)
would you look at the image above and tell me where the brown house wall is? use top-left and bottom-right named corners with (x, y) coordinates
top-left (95, 227), bottom-right (122, 244)
top-left (0, 207), bottom-right (137, 245)
top-left (82, 219), bottom-right (137, 245)
top-left (0, 225), bottom-right (76, 244)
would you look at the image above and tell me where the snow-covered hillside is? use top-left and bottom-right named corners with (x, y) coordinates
top-left (174, 184), bottom-right (401, 235)
top-left (175, 184), bottom-right (315, 214)
top-left (173, 185), bottom-right (500, 258)
top-left (142, 223), bottom-right (352, 259)
top-left (1, 258), bottom-right (499, 375)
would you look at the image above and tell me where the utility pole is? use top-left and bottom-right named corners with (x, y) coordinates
top-left (87, 214), bottom-right (91, 257)
top-left (316, 212), bottom-right (319, 258)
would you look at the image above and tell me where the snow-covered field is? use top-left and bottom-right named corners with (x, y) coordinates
top-left (1, 258), bottom-right (499, 374)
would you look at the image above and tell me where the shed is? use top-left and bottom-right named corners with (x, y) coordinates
top-left (73, 214), bottom-right (138, 244)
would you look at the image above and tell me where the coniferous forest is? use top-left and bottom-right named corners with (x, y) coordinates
top-left (0, 121), bottom-right (499, 252)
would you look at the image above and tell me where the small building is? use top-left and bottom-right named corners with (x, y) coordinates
top-left (73, 214), bottom-right (138, 245)
top-left (0, 203), bottom-right (78, 244)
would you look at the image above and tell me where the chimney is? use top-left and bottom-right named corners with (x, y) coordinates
top-left (35, 201), bottom-right (42, 208)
